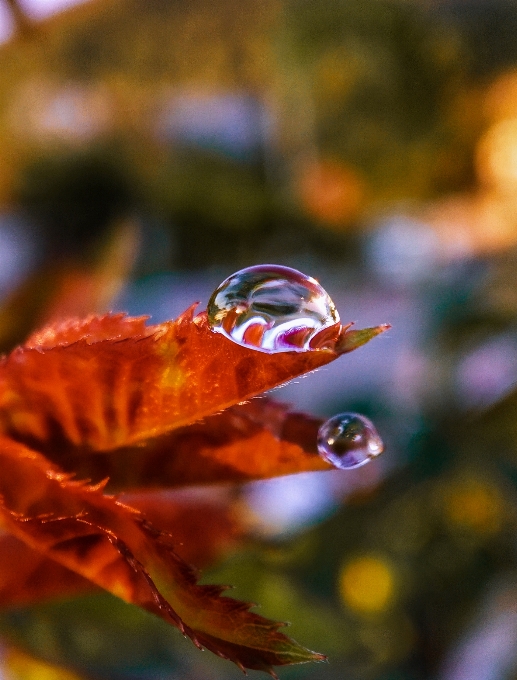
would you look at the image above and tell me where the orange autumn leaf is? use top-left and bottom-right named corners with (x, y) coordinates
top-left (57, 400), bottom-right (331, 491)
top-left (0, 308), bottom-right (387, 454)
top-left (24, 312), bottom-right (151, 349)
top-left (0, 438), bottom-right (325, 675)
top-left (0, 490), bottom-right (245, 609)
top-left (121, 489), bottom-right (247, 567)
top-left (0, 306), bottom-right (388, 675)
top-left (0, 534), bottom-right (96, 609)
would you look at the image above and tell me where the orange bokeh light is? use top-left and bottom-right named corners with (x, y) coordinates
top-left (444, 479), bottom-right (503, 535)
top-left (298, 160), bottom-right (365, 227)
top-left (477, 118), bottom-right (517, 191)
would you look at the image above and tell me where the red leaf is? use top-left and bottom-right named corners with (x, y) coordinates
top-left (0, 308), bottom-right (388, 454)
top-left (0, 438), bottom-right (325, 674)
top-left (0, 489), bottom-right (246, 609)
top-left (0, 305), bottom-right (388, 674)
top-left (0, 534), bottom-right (95, 608)
top-left (57, 399), bottom-right (330, 490)
top-left (118, 489), bottom-right (247, 567)
top-left (24, 313), bottom-right (151, 349)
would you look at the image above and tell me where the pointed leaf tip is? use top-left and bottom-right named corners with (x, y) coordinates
top-left (336, 323), bottom-right (391, 354)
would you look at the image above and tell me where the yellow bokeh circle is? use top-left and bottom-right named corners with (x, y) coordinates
top-left (340, 555), bottom-right (395, 614)
top-left (445, 479), bottom-right (503, 535)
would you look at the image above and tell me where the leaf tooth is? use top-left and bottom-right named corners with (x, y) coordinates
top-left (0, 438), bottom-right (328, 676)
top-left (218, 583), bottom-right (234, 592)
top-left (88, 477), bottom-right (110, 493)
top-left (200, 583), bottom-right (235, 598)
top-left (235, 660), bottom-right (248, 675)
top-left (222, 598), bottom-right (258, 613)
top-left (46, 470), bottom-right (75, 483)
top-left (213, 649), bottom-right (230, 660)
top-left (191, 636), bottom-right (204, 651)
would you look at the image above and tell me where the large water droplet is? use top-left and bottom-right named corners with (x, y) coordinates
top-left (317, 413), bottom-right (383, 469)
top-left (207, 264), bottom-right (340, 352)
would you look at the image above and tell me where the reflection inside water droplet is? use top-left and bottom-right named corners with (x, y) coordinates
top-left (317, 413), bottom-right (383, 469)
top-left (207, 264), bottom-right (340, 352)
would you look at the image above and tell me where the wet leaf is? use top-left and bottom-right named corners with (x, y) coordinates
top-left (0, 309), bottom-right (387, 455)
top-left (0, 306), bottom-right (388, 675)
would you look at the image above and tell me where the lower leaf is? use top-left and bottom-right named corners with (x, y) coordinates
top-left (0, 438), bottom-right (325, 675)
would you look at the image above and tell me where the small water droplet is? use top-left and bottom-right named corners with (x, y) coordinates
top-left (317, 413), bottom-right (383, 469)
top-left (207, 264), bottom-right (340, 352)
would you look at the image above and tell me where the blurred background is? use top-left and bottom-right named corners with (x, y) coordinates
top-left (3, 0), bottom-right (517, 679)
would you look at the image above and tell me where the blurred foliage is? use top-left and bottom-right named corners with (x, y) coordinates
top-left (0, 0), bottom-right (507, 267)
top-left (15, 151), bottom-right (135, 260)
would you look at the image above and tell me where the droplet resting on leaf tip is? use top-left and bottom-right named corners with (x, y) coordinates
top-left (207, 264), bottom-right (390, 356)
top-left (207, 264), bottom-right (339, 353)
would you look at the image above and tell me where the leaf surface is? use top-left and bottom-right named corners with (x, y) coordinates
top-left (0, 309), bottom-right (388, 454)
top-left (0, 534), bottom-right (95, 608)
top-left (0, 489), bottom-right (244, 609)
top-left (60, 400), bottom-right (331, 490)
top-left (121, 490), bottom-right (246, 566)
top-left (25, 312), bottom-right (151, 349)
top-left (0, 438), bottom-right (325, 675)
